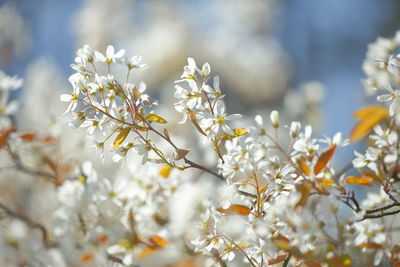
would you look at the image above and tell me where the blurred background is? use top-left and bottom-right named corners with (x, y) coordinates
top-left (1, 0), bottom-right (400, 156)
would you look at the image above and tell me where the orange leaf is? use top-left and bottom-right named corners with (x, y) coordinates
top-left (297, 158), bottom-right (310, 176)
top-left (349, 106), bottom-right (389, 142)
top-left (268, 254), bottom-right (288, 265)
top-left (314, 145), bottom-right (336, 175)
top-left (358, 242), bottom-right (383, 249)
top-left (359, 169), bottom-right (384, 184)
top-left (295, 183), bottom-right (312, 208)
top-left (345, 176), bottom-right (374, 186)
top-left (20, 132), bottom-right (37, 141)
top-left (149, 236), bottom-right (168, 248)
top-left (137, 246), bottom-right (158, 259)
top-left (316, 178), bottom-right (334, 187)
top-left (159, 165), bottom-right (173, 178)
top-left (216, 204), bottom-right (251, 216)
top-left (80, 253), bottom-right (94, 263)
top-left (0, 127), bottom-right (15, 148)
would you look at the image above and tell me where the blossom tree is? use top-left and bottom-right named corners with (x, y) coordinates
top-left (2, 13), bottom-right (400, 267)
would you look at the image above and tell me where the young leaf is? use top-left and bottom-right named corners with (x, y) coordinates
top-left (189, 111), bottom-right (207, 136)
top-left (149, 236), bottom-right (168, 248)
top-left (349, 106), bottom-right (389, 142)
top-left (145, 113), bottom-right (167, 124)
top-left (314, 145), bottom-right (336, 175)
top-left (159, 165), bottom-right (173, 178)
top-left (345, 176), bottom-right (374, 186)
top-left (221, 128), bottom-right (249, 140)
top-left (216, 204), bottom-right (251, 216)
top-left (316, 178), bottom-right (334, 187)
top-left (80, 253), bottom-right (94, 263)
top-left (359, 169), bottom-right (384, 184)
top-left (0, 127), bottom-right (15, 148)
top-left (268, 254), bottom-right (288, 265)
top-left (297, 158), bottom-right (311, 176)
top-left (112, 127), bottom-right (130, 148)
top-left (137, 246), bottom-right (158, 259)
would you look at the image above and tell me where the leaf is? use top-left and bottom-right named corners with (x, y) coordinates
top-left (80, 253), bottom-right (94, 263)
top-left (0, 127), bottom-right (15, 148)
top-left (175, 148), bottom-right (190, 160)
top-left (359, 169), bottom-right (384, 184)
top-left (149, 236), bottom-right (168, 248)
top-left (345, 176), bottom-right (374, 186)
top-left (216, 204), bottom-right (251, 216)
top-left (268, 254), bottom-right (288, 265)
top-left (297, 158), bottom-right (310, 176)
top-left (221, 128), bottom-right (249, 140)
top-left (20, 133), bottom-right (37, 141)
top-left (145, 113), bottom-right (167, 124)
top-left (189, 111), bottom-right (207, 136)
top-left (314, 145), bottom-right (336, 175)
top-left (112, 128), bottom-right (130, 148)
top-left (159, 165), bottom-right (173, 178)
top-left (358, 242), bottom-right (383, 249)
top-left (295, 183), bottom-right (312, 208)
top-left (137, 246), bottom-right (158, 259)
top-left (349, 106), bottom-right (389, 142)
top-left (316, 178), bottom-right (334, 187)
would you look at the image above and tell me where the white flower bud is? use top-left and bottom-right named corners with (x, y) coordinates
top-left (290, 121), bottom-right (301, 138)
top-left (270, 110), bottom-right (279, 128)
top-left (202, 63), bottom-right (211, 77)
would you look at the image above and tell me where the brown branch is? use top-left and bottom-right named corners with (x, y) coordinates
top-left (0, 202), bottom-right (54, 247)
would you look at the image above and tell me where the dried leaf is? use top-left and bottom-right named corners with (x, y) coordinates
top-left (216, 204), bottom-right (251, 216)
top-left (159, 165), bottom-right (173, 178)
top-left (145, 113), bottom-right (167, 124)
top-left (112, 128), bottom-right (130, 148)
top-left (149, 236), bottom-right (168, 248)
top-left (175, 148), bottom-right (190, 160)
top-left (350, 106), bottom-right (389, 142)
top-left (189, 111), bottom-right (207, 136)
top-left (345, 176), bottom-right (374, 186)
top-left (314, 145), bottom-right (336, 175)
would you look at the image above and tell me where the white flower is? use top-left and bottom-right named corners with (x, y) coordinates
top-left (94, 45), bottom-right (125, 64)
top-left (123, 55), bottom-right (148, 70)
top-left (207, 101), bottom-right (241, 136)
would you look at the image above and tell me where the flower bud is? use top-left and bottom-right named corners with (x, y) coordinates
top-left (202, 63), bottom-right (211, 77)
top-left (290, 121), bottom-right (301, 138)
top-left (270, 110), bottom-right (279, 128)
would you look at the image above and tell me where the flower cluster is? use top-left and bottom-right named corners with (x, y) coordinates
top-left (3, 31), bottom-right (400, 267)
